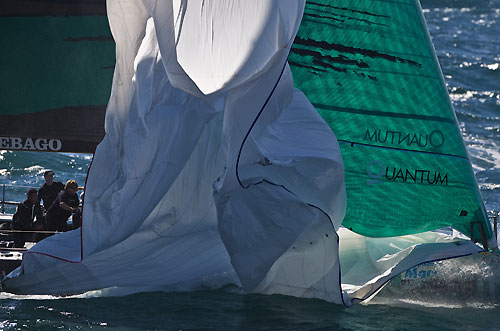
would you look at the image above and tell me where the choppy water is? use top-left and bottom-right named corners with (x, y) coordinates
top-left (0, 0), bottom-right (499, 329)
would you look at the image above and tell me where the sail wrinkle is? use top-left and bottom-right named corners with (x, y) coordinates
top-left (4, 0), bottom-right (350, 304)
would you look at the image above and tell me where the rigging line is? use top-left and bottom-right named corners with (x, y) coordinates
top-left (334, 67), bottom-right (439, 79)
top-left (79, 144), bottom-right (98, 261)
top-left (370, 0), bottom-right (415, 6)
top-left (236, 56), bottom-right (289, 189)
top-left (337, 139), bottom-right (470, 161)
top-left (249, 178), bottom-right (337, 233)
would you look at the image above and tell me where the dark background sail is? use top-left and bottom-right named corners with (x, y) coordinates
top-left (0, 0), bottom-right (112, 153)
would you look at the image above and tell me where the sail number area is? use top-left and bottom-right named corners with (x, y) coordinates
top-left (364, 128), bottom-right (445, 149)
top-left (365, 159), bottom-right (449, 186)
top-left (384, 167), bottom-right (448, 186)
top-left (0, 136), bottom-right (62, 151)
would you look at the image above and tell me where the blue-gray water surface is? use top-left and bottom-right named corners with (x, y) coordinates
top-left (0, 0), bottom-right (499, 329)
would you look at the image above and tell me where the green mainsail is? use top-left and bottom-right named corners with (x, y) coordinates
top-left (289, 0), bottom-right (494, 244)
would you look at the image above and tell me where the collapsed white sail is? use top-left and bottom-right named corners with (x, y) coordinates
top-left (4, 0), bottom-right (343, 299)
top-left (3, 0), bottom-right (482, 304)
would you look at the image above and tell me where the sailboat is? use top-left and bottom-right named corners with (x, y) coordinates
top-left (0, 0), bottom-right (497, 305)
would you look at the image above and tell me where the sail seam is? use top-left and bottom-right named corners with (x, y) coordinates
top-left (338, 140), bottom-right (470, 161)
top-left (236, 59), bottom-right (289, 189)
top-left (313, 103), bottom-right (454, 123)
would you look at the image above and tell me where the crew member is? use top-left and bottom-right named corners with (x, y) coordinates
top-left (45, 180), bottom-right (80, 233)
top-left (38, 170), bottom-right (64, 212)
top-left (12, 188), bottom-right (43, 247)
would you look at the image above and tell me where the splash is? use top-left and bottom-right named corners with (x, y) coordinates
top-left (371, 253), bottom-right (500, 307)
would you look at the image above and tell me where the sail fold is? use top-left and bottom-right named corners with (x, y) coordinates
top-left (4, 0), bottom-right (349, 303)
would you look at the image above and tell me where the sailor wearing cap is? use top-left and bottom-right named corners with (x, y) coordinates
top-left (38, 170), bottom-right (64, 212)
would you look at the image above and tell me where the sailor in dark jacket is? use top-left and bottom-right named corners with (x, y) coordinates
top-left (45, 180), bottom-right (80, 233)
top-left (12, 188), bottom-right (43, 247)
top-left (38, 170), bottom-right (64, 212)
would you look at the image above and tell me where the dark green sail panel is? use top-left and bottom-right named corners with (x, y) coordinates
top-left (0, 1), bottom-right (113, 153)
top-left (290, 0), bottom-right (493, 243)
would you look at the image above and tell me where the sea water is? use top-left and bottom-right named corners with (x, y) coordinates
top-left (0, 0), bottom-right (499, 329)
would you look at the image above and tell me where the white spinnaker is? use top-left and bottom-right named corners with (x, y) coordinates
top-left (4, 0), bottom-right (347, 301)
